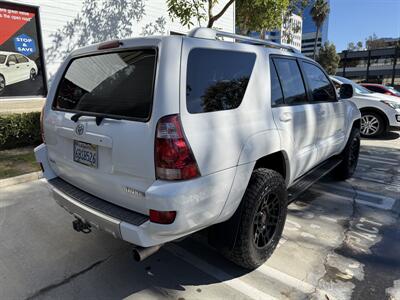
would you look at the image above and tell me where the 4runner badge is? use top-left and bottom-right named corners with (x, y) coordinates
top-left (75, 124), bottom-right (85, 136)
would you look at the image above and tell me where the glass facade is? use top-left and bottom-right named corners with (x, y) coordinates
top-left (302, 0), bottom-right (329, 42)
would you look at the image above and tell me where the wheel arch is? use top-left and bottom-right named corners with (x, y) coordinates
top-left (359, 107), bottom-right (389, 131)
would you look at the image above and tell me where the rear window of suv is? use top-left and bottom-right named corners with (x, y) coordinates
top-left (54, 49), bottom-right (157, 121)
top-left (186, 48), bottom-right (256, 113)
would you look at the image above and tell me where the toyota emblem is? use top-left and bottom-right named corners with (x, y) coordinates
top-left (75, 124), bottom-right (85, 136)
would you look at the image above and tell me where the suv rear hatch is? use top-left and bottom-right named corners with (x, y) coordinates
top-left (45, 47), bottom-right (159, 214)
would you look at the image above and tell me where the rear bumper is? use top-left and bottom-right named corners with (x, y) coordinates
top-left (35, 144), bottom-right (237, 247)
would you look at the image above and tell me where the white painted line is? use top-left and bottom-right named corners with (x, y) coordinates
top-left (359, 156), bottom-right (398, 166)
top-left (256, 265), bottom-right (315, 294)
top-left (359, 154), bottom-right (398, 163)
top-left (312, 184), bottom-right (396, 211)
top-left (165, 244), bottom-right (278, 300)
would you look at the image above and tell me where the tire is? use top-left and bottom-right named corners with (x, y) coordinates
top-left (223, 168), bottom-right (287, 269)
top-left (0, 74), bottom-right (5, 95)
top-left (360, 112), bottom-right (385, 137)
top-left (333, 127), bottom-right (360, 180)
top-left (30, 68), bottom-right (36, 81)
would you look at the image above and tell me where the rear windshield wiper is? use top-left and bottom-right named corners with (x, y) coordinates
top-left (70, 112), bottom-right (120, 126)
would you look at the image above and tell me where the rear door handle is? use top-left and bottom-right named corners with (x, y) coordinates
top-left (319, 110), bottom-right (326, 116)
top-left (279, 112), bottom-right (293, 122)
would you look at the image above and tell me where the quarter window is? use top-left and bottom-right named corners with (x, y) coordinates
top-left (273, 58), bottom-right (308, 105)
top-left (186, 48), bottom-right (256, 113)
top-left (16, 54), bottom-right (29, 63)
top-left (302, 62), bottom-right (336, 102)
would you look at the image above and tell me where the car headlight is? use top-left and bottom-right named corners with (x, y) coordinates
top-left (380, 100), bottom-right (400, 109)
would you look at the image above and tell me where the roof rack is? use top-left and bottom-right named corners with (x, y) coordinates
top-left (187, 27), bottom-right (299, 54)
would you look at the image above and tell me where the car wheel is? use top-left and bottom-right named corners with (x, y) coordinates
top-left (333, 127), bottom-right (360, 180)
top-left (30, 68), bottom-right (37, 81)
top-left (223, 168), bottom-right (287, 269)
top-left (0, 74), bottom-right (5, 95)
top-left (360, 112), bottom-right (385, 137)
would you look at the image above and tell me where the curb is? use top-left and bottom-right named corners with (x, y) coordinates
top-left (0, 171), bottom-right (43, 188)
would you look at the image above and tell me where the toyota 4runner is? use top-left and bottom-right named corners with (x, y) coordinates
top-left (35, 28), bottom-right (361, 269)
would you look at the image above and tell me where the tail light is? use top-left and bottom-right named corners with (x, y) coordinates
top-left (40, 105), bottom-right (45, 143)
top-left (155, 114), bottom-right (200, 180)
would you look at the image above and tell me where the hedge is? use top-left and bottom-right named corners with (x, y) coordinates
top-left (0, 112), bottom-right (42, 150)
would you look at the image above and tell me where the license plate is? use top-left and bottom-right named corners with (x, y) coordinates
top-left (73, 140), bottom-right (98, 168)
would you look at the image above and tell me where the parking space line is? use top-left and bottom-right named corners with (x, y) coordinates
top-left (256, 265), bottom-right (315, 294)
top-left (165, 244), bottom-right (278, 300)
top-left (312, 183), bottom-right (396, 210)
top-left (359, 156), bottom-right (398, 166)
top-left (359, 154), bottom-right (398, 161)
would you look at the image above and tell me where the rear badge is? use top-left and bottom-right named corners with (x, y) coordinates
top-left (123, 186), bottom-right (145, 198)
top-left (75, 123), bottom-right (85, 136)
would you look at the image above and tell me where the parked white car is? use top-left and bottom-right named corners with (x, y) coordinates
top-left (35, 28), bottom-right (361, 269)
top-left (331, 76), bottom-right (400, 137)
top-left (0, 51), bottom-right (38, 93)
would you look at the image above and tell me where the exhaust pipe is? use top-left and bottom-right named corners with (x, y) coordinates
top-left (132, 244), bottom-right (163, 262)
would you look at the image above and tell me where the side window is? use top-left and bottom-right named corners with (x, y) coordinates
top-left (273, 58), bottom-right (308, 105)
top-left (366, 86), bottom-right (381, 93)
top-left (302, 62), bottom-right (336, 102)
top-left (16, 54), bottom-right (29, 63)
top-left (7, 55), bottom-right (17, 64)
top-left (186, 48), bottom-right (256, 113)
top-left (270, 61), bottom-right (284, 106)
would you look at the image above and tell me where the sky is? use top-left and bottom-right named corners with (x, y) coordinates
top-left (328, 0), bottom-right (400, 51)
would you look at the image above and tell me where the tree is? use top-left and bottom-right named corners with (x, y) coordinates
top-left (347, 42), bottom-right (355, 51)
top-left (166, 0), bottom-right (235, 28)
top-left (310, 0), bottom-right (330, 59)
top-left (236, 0), bottom-right (289, 35)
top-left (317, 42), bottom-right (340, 75)
top-left (366, 33), bottom-right (386, 50)
top-left (356, 41), bottom-right (363, 50)
top-left (167, 0), bottom-right (291, 35)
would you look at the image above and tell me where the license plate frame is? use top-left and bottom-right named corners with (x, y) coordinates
top-left (73, 140), bottom-right (98, 168)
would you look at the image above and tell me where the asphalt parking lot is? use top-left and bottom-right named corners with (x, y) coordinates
top-left (1, 132), bottom-right (399, 300)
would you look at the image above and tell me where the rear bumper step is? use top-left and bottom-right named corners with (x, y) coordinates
top-left (49, 178), bottom-right (149, 239)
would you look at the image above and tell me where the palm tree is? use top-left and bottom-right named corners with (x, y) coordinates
top-left (310, 0), bottom-right (330, 59)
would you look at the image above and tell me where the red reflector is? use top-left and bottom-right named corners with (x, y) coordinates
top-left (98, 40), bottom-right (122, 50)
top-left (149, 210), bottom-right (176, 224)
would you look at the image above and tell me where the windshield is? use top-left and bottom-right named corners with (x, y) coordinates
top-left (54, 49), bottom-right (157, 121)
top-left (0, 55), bottom-right (6, 64)
top-left (387, 86), bottom-right (400, 96)
top-left (333, 76), bottom-right (372, 94)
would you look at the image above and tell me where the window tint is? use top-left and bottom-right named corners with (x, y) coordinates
top-left (7, 55), bottom-right (17, 64)
top-left (366, 86), bottom-right (382, 93)
top-left (270, 61), bottom-right (284, 106)
top-left (186, 49), bottom-right (256, 113)
top-left (16, 54), bottom-right (29, 63)
top-left (302, 62), bottom-right (336, 102)
top-left (273, 58), bottom-right (307, 105)
top-left (54, 49), bottom-right (157, 120)
top-left (0, 55), bottom-right (6, 64)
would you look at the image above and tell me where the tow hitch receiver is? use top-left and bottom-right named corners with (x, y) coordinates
top-left (72, 218), bottom-right (92, 234)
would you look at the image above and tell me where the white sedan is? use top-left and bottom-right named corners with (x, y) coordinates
top-left (0, 51), bottom-right (38, 94)
top-left (331, 76), bottom-right (400, 137)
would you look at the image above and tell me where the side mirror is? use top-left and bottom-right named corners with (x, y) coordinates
top-left (7, 61), bottom-right (16, 67)
top-left (339, 83), bottom-right (353, 99)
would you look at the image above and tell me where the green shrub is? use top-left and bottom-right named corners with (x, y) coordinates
top-left (0, 112), bottom-right (42, 150)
